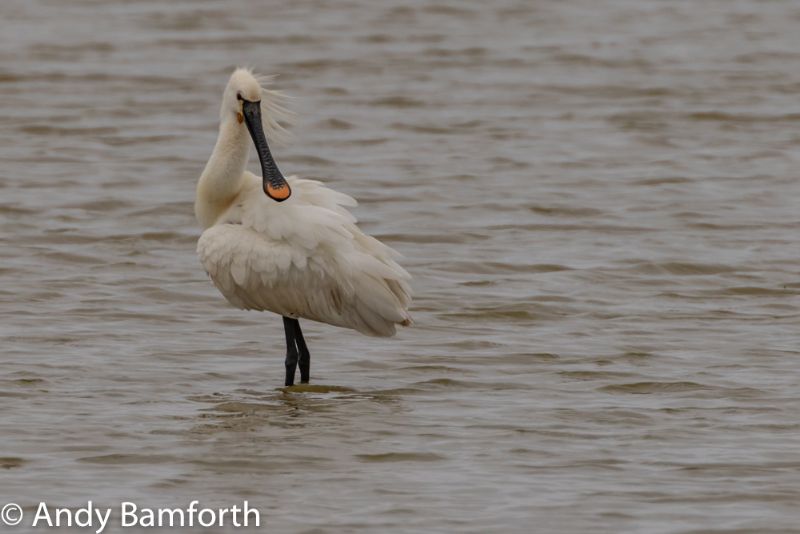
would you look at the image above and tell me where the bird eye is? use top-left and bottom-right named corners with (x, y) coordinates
top-left (236, 92), bottom-right (243, 101)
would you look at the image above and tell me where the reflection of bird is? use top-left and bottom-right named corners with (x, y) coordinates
top-left (194, 68), bottom-right (412, 386)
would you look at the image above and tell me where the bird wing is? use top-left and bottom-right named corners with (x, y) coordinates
top-left (197, 175), bottom-right (412, 337)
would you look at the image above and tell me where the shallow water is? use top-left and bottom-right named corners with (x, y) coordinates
top-left (1, 0), bottom-right (800, 532)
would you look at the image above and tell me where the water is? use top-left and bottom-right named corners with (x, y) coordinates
top-left (1, 0), bottom-right (799, 532)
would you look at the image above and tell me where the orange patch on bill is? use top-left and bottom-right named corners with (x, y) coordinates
top-left (265, 182), bottom-right (291, 201)
top-left (237, 112), bottom-right (244, 124)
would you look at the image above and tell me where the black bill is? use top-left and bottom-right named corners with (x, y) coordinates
top-left (241, 99), bottom-right (291, 202)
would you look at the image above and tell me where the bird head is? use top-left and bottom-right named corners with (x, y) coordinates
top-left (222, 68), bottom-right (262, 119)
top-left (222, 67), bottom-right (293, 202)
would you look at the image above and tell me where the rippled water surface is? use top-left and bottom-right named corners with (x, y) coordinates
top-left (2, 0), bottom-right (800, 532)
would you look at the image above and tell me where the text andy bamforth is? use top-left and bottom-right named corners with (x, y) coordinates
top-left (25, 501), bottom-right (259, 532)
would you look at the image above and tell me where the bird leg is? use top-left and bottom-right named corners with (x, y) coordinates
top-left (283, 316), bottom-right (299, 386)
top-left (293, 320), bottom-right (311, 384)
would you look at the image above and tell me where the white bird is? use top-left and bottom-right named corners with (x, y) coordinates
top-left (195, 68), bottom-right (412, 386)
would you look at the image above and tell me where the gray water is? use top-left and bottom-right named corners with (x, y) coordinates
top-left (1, 0), bottom-right (799, 532)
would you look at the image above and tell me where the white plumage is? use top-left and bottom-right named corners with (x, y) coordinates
top-left (195, 68), bottom-right (412, 351)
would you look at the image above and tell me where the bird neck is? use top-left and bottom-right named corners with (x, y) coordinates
top-left (195, 115), bottom-right (249, 228)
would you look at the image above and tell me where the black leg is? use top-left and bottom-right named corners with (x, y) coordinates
top-left (293, 320), bottom-right (311, 384)
top-left (283, 316), bottom-right (298, 386)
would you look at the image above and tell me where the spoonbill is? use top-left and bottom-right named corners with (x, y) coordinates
top-left (195, 68), bottom-right (412, 386)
